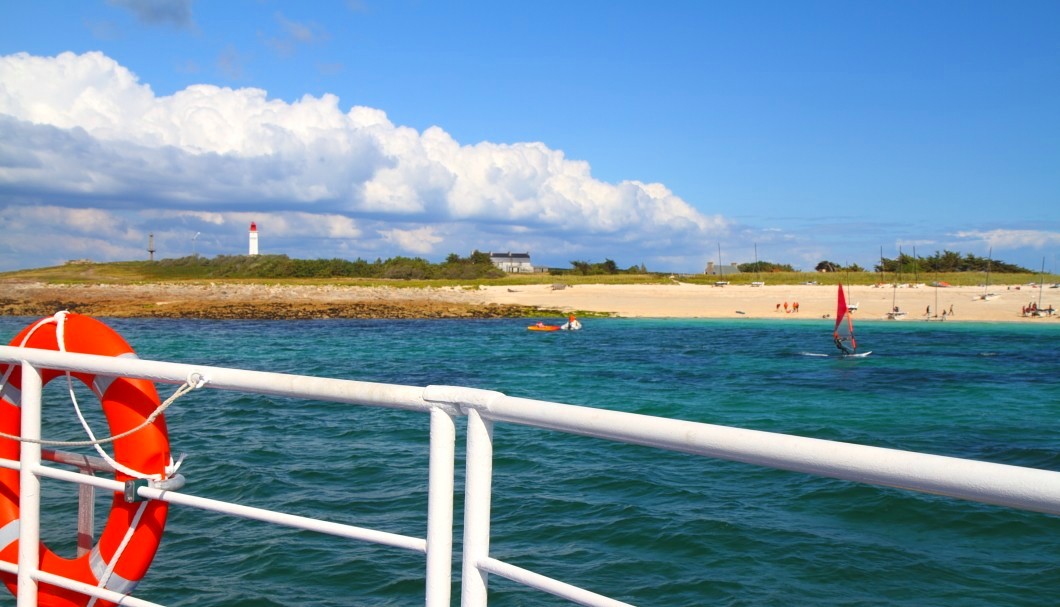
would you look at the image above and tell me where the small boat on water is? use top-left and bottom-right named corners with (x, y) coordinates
top-left (530, 315), bottom-right (582, 332)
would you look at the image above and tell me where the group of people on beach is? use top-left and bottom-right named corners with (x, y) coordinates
top-left (1022, 302), bottom-right (1055, 316)
top-left (925, 304), bottom-right (955, 319)
top-left (777, 301), bottom-right (799, 313)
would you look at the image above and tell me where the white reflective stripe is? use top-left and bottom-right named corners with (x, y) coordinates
top-left (91, 352), bottom-right (140, 396)
top-left (0, 383), bottom-right (20, 405)
top-left (89, 545), bottom-right (138, 594)
top-left (0, 519), bottom-right (18, 553)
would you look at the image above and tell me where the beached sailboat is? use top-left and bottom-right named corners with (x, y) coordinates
top-left (925, 267), bottom-right (945, 321)
top-left (751, 243), bottom-right (765, 287)
top-left (714, 243), bottom-right (729, 286)
top-left (885, 247), bottom-right (907, 320)
top-left (974, 247), bottom-right (999, 301)
top-left (1028, 257), bottom-right (1056, 317)
top-left (834, 283), bottom-right (871, 357)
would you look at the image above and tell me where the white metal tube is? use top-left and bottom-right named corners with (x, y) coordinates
top-left (32, 465), bottom-right (427, 553)
top-left (0, 561), bottom-right (148, 607)
top-left (424, 408), bottom-right (456, 607)
top-left (0, 346), bottom-right (436, 414)
top-left (471, 392), bottom-right (1060, 516)
top-left (460, 408), bottom-right (494, 607)
top-left (16, 361), bottom-right (42, 607)
top-left (34, 568), bottom-right (166, 607)
top-left (478, 557), bottom-right (635, 607)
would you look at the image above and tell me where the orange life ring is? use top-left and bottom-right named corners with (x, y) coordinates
top-left (0, 313), bottom-right (170, 607)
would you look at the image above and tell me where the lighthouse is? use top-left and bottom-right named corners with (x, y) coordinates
top-left (249, 222), bottom-right (259, 256)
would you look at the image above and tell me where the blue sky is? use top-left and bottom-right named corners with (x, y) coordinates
top-left (1, 0), bottom-right (1057, 274)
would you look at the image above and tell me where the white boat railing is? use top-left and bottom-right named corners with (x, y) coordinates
top-left (2, 345), bottom-right (1060, 607)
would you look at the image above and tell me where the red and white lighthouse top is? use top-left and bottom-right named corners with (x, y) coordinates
top-left (250, 222), bottom-right (257, 232)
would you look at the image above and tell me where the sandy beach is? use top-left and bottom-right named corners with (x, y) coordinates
top-left (479, 282), bottom-right (1058, 322)
top-left (0, 279), bottom-right (1055, 323)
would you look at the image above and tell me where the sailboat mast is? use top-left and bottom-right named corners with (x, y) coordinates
top-left (985, 247), bottom-right (992, 295)
top-left (934, 268), bottom-right (940, 319)
top-left (1039, 257), bottom-right (1046, 309)
top-left (913, 246), bottom-right (918, 284)
top-left (754, 242), bottom-right (761, 284)
top-left (718, 242), bottom-right (723, 280)
top-left (892, 246), bottom-right (902, 311)
top-left (879, 245), bottom-right (884, 285)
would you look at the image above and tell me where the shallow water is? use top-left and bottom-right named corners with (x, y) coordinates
top-left (2, 316), bottom-right (1058, 606)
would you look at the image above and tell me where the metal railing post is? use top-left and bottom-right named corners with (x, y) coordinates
top-left (424, 407), bottom-right (456, 607)
top-left (76, 466), bottom-right (95, 557)
top-left (16, 362), bottom-right (42, 607)
top-left (461, 407), bottom-right (494, 607)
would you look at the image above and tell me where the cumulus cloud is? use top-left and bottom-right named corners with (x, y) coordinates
top-left (953, 229), bottom-right (1060, 251)
top-left (0, 51), bottom-right (727, 271)
top-left (380, 227), bottom-right (445, 255)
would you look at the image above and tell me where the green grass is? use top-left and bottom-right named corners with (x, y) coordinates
top-left (1, 260), bottom-right (1055, 288)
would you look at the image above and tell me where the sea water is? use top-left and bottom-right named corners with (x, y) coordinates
top-left (1, 316), bottom-right (1058, 606)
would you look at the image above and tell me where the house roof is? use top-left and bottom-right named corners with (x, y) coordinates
top-left (489, 252), bottom-right (531, 261)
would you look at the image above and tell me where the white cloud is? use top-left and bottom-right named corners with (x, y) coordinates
top-left (0, 51), bottom-right (728, 271)
top-left (953, 229), bottom-right (1060, 251)
top-left (380, 227), bottom-right (444, 255)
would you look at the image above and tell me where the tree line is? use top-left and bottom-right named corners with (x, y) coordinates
top-left (148, 248), bottom-right (1031, 279)
top-left (561, 259), bottom-right (647, 275)
top-left (737, 261), bottom-right (796, 273)
top-left (154, 251), bottom-right (506, 279)
top-left (876, 251), bottom-right (1030, 274)
top-left (816, 250), bottom-right (1030, 275)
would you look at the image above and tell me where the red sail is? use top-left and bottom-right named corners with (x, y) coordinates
top-left (834, 283), bottom-right (847, 332)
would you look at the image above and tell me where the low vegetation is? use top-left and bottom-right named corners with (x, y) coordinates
top-left (1, 250), bottom-right (1052, 288)
top-left (817, 250), bottom-right (1032, 274)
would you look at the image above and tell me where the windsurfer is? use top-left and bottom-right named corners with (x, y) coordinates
top-left (834, 334), bottom-right (853, 355)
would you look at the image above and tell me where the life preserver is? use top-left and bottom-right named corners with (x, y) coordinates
top-left (0, 312), bottom-right (170, 607)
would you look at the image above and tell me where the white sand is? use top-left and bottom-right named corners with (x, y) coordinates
top-left (477, 282), bottom-right (1057, 322)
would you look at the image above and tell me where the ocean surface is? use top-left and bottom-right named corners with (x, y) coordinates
top-left (2, 316), bottom-right (1059, 607)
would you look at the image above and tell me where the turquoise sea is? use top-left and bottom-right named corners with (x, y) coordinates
top-left (2, 316), bottom-right (1059, 607)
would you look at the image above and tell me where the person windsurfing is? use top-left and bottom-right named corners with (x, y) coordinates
top-left (833, 283), bottom-right (857, 355)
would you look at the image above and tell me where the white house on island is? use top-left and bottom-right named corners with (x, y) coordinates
top-left (489, 252), bottom-right (534, 273)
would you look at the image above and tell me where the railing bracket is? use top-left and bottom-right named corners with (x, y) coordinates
top-left (123, 478), bottom-right (149, 502)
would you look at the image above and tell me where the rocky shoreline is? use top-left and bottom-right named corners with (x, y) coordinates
top-left (0, 282), bottom-right (552, 320)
